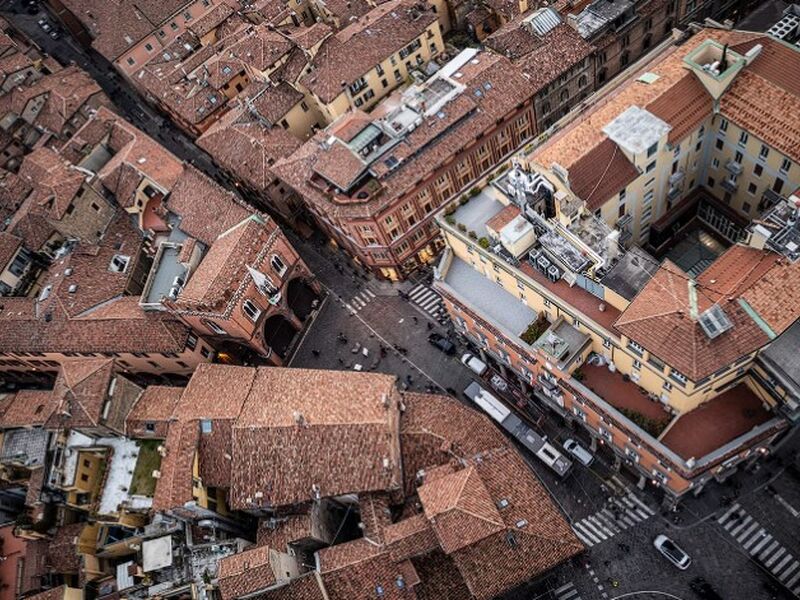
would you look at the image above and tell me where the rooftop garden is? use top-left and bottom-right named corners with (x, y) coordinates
top-left (129, 440), bottom-right (162, 497)
top-left (520, 315), bottom-right (549, 345)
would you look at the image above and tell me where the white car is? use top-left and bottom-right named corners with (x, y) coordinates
top-left (654, 534), bottom-right (692, 570)
top-left (563, 438), bottom-right (594, 466)
top-left (461, 352), bottom-right (487, 376)
top-left (41, 23), bottom-right (51, 32)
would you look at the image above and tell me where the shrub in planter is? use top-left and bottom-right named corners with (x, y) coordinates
top-left (478, 236), bottom-right (490, 249)
top-left (457, 223), bottom-right (467, 232)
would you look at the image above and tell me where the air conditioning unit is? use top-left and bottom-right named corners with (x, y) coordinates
top-left (537, 255), bottom-right (551, 273)
top-left (547, 265), bottom-right (561, 282)
top-left (152, 470), bottom-right (162, 479)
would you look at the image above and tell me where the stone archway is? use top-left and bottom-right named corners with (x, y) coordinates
top-left (286, 277), bottom-right (319, 322)
top-left (263, 314), bottom-right (299, 359)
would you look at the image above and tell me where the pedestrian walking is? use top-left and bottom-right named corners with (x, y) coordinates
top-left (311, 349), bottom-right (320, 358)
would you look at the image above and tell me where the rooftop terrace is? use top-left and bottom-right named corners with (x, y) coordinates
top-left (581, 362), bottom-right (672, 428)
top-left (441, 255), bottom-right (536, 340)
top-left (450, 189), bottom-right (506, 239)
top-left (660, 383), bottom-right (774, 460)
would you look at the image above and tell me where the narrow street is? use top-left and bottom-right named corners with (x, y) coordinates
top-left (5, 3), bottom-right (800, 599)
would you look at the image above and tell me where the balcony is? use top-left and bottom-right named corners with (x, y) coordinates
top-left (667, 186), bottom-right (681, 201)
top-left (668, 170), bottom-right (685, 186)
top-left (268, 290), bottom-right (282, 306)
top-left (660, 383), bottom-right (775, 460)
top-left (579, 362), bottom-right (672, 437)
top-left (725, 160), bottom-right (743, 176)
top-left (616, 213), bottom-right (633, 230)
top-left (721, 178), bottom-right (738, 193)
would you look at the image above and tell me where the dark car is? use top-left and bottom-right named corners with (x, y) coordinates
top-left (427, 333), bottom-right (455, 355)
top-left (689, 577), bottom-right (723, 600)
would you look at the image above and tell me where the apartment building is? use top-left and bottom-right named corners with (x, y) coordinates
top-left (551, 0), bottom-right (678, 86)
top-left (276, 49), bottom-right (539, 280)
top-left (298, 0), bottom-right (446, 123)
top-left (485, 8), bottom-right (595, 131)
top-left (531, 28), bottom-right (800, 255)
top-left (433, 147), bottom-right (799, 505)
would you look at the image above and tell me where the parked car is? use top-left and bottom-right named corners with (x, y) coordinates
top-left (563, 438), bottom-right (594, 466)
top-left (36, 17), bottom-right (47, 26)
top-left (461, 352), bottom-right (487, 376)
top-left (489, 373), bottom-right (508, 393)
top-left (49, 30), bottom-right (60, 39)
top-left (427, 333), bottom-right (455, 355)
top-left (40, 23), bottom-right (51, 32)
top-left (689, 577), bottom-right (723, 600)
top-left (653, 534), bottom-right (691, 570)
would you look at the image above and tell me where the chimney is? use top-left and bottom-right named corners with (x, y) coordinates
top-left (293, 410), bottom-right (306, 426)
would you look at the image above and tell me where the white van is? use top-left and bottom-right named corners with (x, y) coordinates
top-left (461, 352), bottom-right (488, 376)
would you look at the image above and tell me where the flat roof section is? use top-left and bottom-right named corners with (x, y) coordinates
top-left (451, 190), bottom-right (506, 239)
top-left (660, 383), bottom-right (774, 460)
top-left (581, 362), bottom-right (672, 424)
top-left (443, 256), bottom-right (536, 338)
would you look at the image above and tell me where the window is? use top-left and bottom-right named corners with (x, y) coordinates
top-left (759, 145), bottom-right (769, 159)
top-left (200, 420), bottom-right (213, 434)
top-left (271, 254), bottom-right (287, 276)
top-left (633, 359), bottom-right (641, 370)
top-left (669, 369), bottom-right (688, 386)
top-left (145, 422), bottom-right (156, 432)
top-left (754, 163), bottom-right (763, 177)
top-left (572, 406), bottom-right (587, 421)
top-left (109, 254), bottom-right (130, 273)
top-left (734, 150), bottom-right (743, 164)
top-left (170, 21), bottom-right (178, 30)
top-left (81, 473), bottom-right (89, 482)
top-left (780, 158), bottom-right (791, 173)
top-left (618, 204), bottom-right (626, 218)
top-left (719, 118), bottom-right (728, 132)
top-left (708, 176), bottom-right (715, 188)
top-left (186, 333), bottom-right (197, 350)
top-left (627, 340), bottom-right (644, 356)
top-left (774, 177), bottom-right (785, 194)
top-left (603, 339), bottom-right (613, 349)
top-left (203, 319), bottom-right (227, 335)
top-left (715, 138), bottom-right (724, 150)
top-left (242, 299), bottom-right (261, 321)
top-left (394, 69), bottom-right (402, 82)
top-left (646, 161), bottom-right (656, 173)
top-left (126, 57), bottom-right (135, 66)
top-left (647, 142), bottom-right (658, 158)
top-left (145, 42), bottom-right (153, 52)
top-left (748, 183), bottom-right (757, 195)
top-left (738, 131), bottom-right (748, 145)
top-left (647, 355), bottom-right (665, 371)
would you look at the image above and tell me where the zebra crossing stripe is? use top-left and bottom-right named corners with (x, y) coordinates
top-left (587, 515), bottom-right (615, 537)
top-left (572, 522), bottom-right (602, 546)
top-left (345, 303), bottom-right (356, 314)
top-left (363, 289), bottom-right (375, 298)
top-left (572, 529), bottom-right (594, 547)
top-left (728, 514), bottom-right (752, 534)
top-left (736, 521), bottom-right (759, 543)
top-left (409, 286), bottom-right (431, 300)
top-left (779, 560), bottom-right (799, 581)
top-left (784, 569), bottom-right (800, 588)
top-left (773, 553), bottom-right (793, 575)
top-left (554, 583), bottom-right (580, 599)
top-left (758, 540), bottom-right (780, 560)
top-left (601, 508), bottom-right (628, 530)
top-left (352, 297), bottom-right (366, 308)
top-left (749, 533), bottom-right (772, 554)
top-left (765, 547), bottom-right (786, 568)
top-left (743, 528), bottom-right (766, 551)
top-left (619, 496), bottom-right (649, 520)
top-left (626, 492), bottom-right (656, 515)
top-left (595, 511), bottom-right (621, 533)
top-left (717, 503), bottom-right (742, 523)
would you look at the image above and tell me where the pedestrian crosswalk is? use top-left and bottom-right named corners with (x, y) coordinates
top-left (345, 288), bottom-right (376, 313)
top-left (552, 582), bottom-right (582, 600)
top-left (571, 491), bottom-right (656, 548)
top-left (408, 284), bottom-right (448, 323)
top-left (717, 503), bottom-right (800, 596)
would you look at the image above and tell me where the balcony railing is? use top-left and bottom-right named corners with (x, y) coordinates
top-left (721, 178), bottom-right (738, 193)
top-left (725, 160), bottom-right (743, 176)
top-left (667, 186), bottom-right (681, 200)
top-left (668, 170), bottom-right (685, 186)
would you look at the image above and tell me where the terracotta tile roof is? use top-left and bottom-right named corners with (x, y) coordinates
top-left (719, 48), bottom-right (800, 163)
top-left (300, 0), bottom-right (437, 104)
top-left (646, 73), bottom-right (712, 145)
top-left (737, 256), bottom-right (800, 334)
top-left (229, 368), bottom-right (402, 509)
top-left (25, 467), bottom-right (45, 507)
top-left (284, 23), bottom-right (332, 51)
top-left (47, 522), bottom-right (85, 574)
top-left (317, 539), bottom-right (410, 600)
top-left (176, 215), bottom-right (280, 311)
top-left (383, 513), bottom-right (438, 561)
top-left (312, 139), bottom-right (366, 190)
top-left (533, 29), bottom-right (763, 170)
top-left (126, 385), bottom-right (183, 437)
top-left (166, 166), bottom-right (251, 245)
top-left (174, 363), bottom-right (255, 421)
top-left (152, 420), bottom-right (199, 512)
top-left (188, 3), bottom-right (235, 38)
top-left (18, 147), bottom-right (84, 221)
top-left (218, 545), bottom-right (277, 599)
top-left (59, 0), bottom-right (194, 60)
top-left (278, 52), bottom-right (537, 221)
top-left (614, 257), bottom-right (771, 380)
top-left (486, 204), bottom-right (520, 232)
top-left (567, 137), bottom-right (640, 211)
top-left (45, 358), bottom-right (118, 431)
top-left (7, 66), bottom-right (108, 136)
top-left (22, 585), bottom-right (70, 600)
top-left (196, 101), bottom-right (301, 197)
top-left (418, 466), bottom-right (505, 554)
top-left (0, 231), bottom-right (22, 269)
top-left (0, 389), bottom-right (59, 428)
top-left (256, 514), bottom-right (313, 549)
top-left (446, 449), bottom-right (582, 599)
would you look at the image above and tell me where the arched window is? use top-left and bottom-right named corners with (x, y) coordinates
top-left (242, 299), bottom-right (262, 321)
top-left (203, 319), bottom-right (227, 335)
top-left (578, 74), bottom-right (587, 88)
top-left (560, 89), bottom-right (569, 102)
top-left (271, 254), bottom-right (287, 277)
top-left (542, 101), bottom-right (551, 114)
